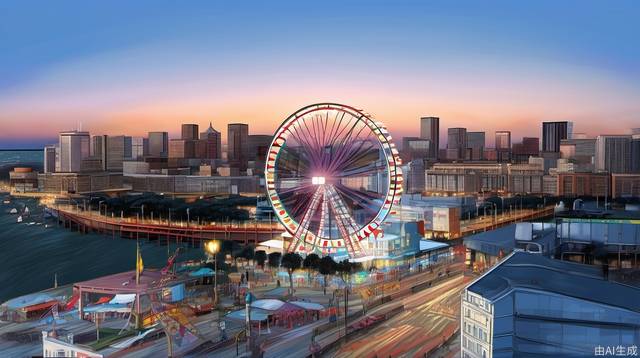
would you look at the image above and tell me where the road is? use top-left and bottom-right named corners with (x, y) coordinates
top-left (331, 274), bottom-right (469, 358)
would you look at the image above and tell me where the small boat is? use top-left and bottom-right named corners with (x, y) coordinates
top-left (17, 215), bottom-right (23, 223)
top-left (9, 208), bottom-right (18, 214)
top-left (2, 199), bottom-right (10, 205)
top-left (27, 222), bottom-right (36, 226)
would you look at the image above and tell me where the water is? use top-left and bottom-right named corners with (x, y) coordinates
top-left (0, 150), bottom-right (43, 180)
top-left (0, 202), bottom-right (207, 303)
top-left (0, 150), bottom-right (43, 166)
top-left (0, 151), bottom-right (208, 303)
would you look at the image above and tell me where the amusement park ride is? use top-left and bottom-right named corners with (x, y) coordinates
top-left (265, 103), bottom-right (403, 258)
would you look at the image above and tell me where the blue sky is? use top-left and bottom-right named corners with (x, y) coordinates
top-left (1, 0), bottom-right (639, 148)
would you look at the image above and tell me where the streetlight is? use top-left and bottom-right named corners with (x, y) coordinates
top-left (205, 240), bottom-right (221, 305)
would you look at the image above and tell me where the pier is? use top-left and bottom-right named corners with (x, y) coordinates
top-left (49, 204), bottom-right (285, 247)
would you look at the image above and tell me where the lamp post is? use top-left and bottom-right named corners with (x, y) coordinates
top-left (205, 240), bottom-right (221, 306)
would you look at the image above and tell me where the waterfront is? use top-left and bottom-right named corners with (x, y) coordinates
top-left (0, 196), bottom-right (205, 302)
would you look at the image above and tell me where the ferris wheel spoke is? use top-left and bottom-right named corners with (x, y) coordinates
top-left (335, 162), bottom-right (387, 178)
top-left (334, 183), bottom-right (384, 214)
top-left (334, 139), bottom-right (378, 174)
top-left (288, 124), bottom-right (321, 167)
top-left (327, 121), bottom-right (370, 174)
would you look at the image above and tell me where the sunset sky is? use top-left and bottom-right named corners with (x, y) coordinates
top-left (1, 1), bottom-right (639, 148)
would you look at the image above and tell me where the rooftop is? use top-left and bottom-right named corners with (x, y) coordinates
top-left (468, 251), bottom-right (640, 312)
top-left (73, 270), bottom-right (178, 294)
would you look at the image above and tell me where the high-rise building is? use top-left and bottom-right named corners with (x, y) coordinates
top-left (43, 145), bottom-right (57, 173)
top-left (168, 139), bottom-right (195, 159)
top-left (402, 137), bottom-right (431, 162)
top-left (105, 135), bottom-right (132, 171)
top-left (58, 130), bottom-right (90, 172)
top-left (632, 133), bottom-right (640, 174)
top-left (495, 131), bottom-right (511, 162)
top-left (420, 117), bottom-right (440, 159)
top-left (542, 121), bottom-right (573, 152)
top-left (148, 132), bottom-right (169, 157)
top-left (595, 135), bottom-right (632, 174)
top-left (466, 132), bottom-right (485, 161)
top-left (200, 122), bottom-right (222, 159)
top-left (559, 138), bottom-right (596, 172)
top-left (228, 123), bottom-right (249, 171)
top-left (181, 124), bottom-right (199, 141)
top-left (461, 251), bottom-right (640, 358)
top-left (131, 137), bottom-right (148, 160)
top-left (446, 128), bottom-right (467, 161)
top-left (512, 137), bottom-right (539, 163)
top-left (248, 134), bottom-right (273, 162)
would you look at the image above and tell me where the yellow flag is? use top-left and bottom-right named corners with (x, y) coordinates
top-left (136, 243), bottom-right (144, 284)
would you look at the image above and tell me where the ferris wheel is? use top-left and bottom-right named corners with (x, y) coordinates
top-left (265, 103), bottom-right (403, 258)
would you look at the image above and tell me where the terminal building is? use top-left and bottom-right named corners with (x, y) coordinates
top-left (461, 251), bottom-right (640, 358)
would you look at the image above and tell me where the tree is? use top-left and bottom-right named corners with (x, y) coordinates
top-left (267, 252), bottom-right (282, 270)
top-left (255, 250), bottom-right (267, 268)
top-left (318, 256), bottom-right (337, 295)
top-left (336, 259), bottom-right (362, 291)
top-left (237, 246), bottom-right (255, 262)
top-left (281, 253), bottom-right (303, 294)
top-left (303, 253), bottom-right (321, 284)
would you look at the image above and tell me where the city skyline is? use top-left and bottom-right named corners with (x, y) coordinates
top-left (2, 1), bottom-right (640, 148)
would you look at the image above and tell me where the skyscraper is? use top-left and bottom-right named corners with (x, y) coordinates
top-left (43, 145), bottom-right (57, 173)
top-left (495, 131), bottom-right (511, 162)
top-left (542, 121), bottom-right (573, 152)
top-left (200, 122), bottom-right (222, 159)
top-left (105, 135), bottom-right (132, 171)
top-left (181, 124), bottom-right (199, 141)
top-left (512, 137), bottom-right (540, 163)
top-left (632, 133), bottom-right (640, 174)
top-left (131, 137), bottom-right (148, 160)
top-left (420, 117), bottom-right (439, 159)
top-left (148, 132), bottom-right (169, 157)
top-left (595, 135), bottom-right (632, 173)
top-left (466, 132), bottom-right (485, 161)
top-left (228, 123), bottom-right (249, 171)
top-left (446, 127), bottom-right (467, 161)
top-left (402, 137), bottom-right (431, 162)
top-left (58, 130), bottom-right (90, 172)
top-left (168, 139), bottom-right (195, 159)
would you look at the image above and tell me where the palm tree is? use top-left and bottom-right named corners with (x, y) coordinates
top-left (281, 252), bottom-right (303, 294)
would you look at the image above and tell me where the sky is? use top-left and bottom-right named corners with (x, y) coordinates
top-left (1, 0), bottom-right (639, 149)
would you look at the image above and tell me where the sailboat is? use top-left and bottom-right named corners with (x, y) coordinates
top-left (23, 206), bottom-right (30, 216)
top-left (17, 215), bottom-right (23, 223)
top-left (9, 208), bottom-right (18, 214)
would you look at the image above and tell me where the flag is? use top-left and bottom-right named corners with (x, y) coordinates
top-left (136, 243), bottom-right (144, 284)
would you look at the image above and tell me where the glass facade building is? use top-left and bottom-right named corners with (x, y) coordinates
top-left (462, 252), bottom-right (640, 357)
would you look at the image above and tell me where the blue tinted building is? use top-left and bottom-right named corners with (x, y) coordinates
top-left (461, 251), bottom-right (640, 357)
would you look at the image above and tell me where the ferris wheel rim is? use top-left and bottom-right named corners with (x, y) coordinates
top-left (264, 103), bottom-right (403, 252)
